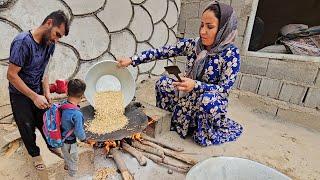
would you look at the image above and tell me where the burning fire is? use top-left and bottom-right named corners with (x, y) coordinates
top-left (131, 133), bottom-right (142, 141)
top-left (104, 140), bottom-right (117, 153)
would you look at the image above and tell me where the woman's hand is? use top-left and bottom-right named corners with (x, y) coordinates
top-left (117, 57), bottom-right (132, 68)
top-left (173, 77), bottom-right (196, 93)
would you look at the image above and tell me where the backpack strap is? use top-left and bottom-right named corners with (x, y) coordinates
top-left (59, 103), bottom-right (80, 142)
top-left (59, 103), bottom-right (80, 111)
top-left (62, 128), bottom-right (75, 142)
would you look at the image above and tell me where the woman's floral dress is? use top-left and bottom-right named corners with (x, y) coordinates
top-left (131, 38), bottom-right (243, 146)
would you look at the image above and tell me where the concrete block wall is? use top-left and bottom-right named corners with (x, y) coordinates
top-left (238, 57), bottom-right (320, 108)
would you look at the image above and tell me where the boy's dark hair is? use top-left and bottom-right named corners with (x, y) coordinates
top-left (42, 10), bottom-right (70, 36)
top-left (67, 79), bottom-right (86, 98)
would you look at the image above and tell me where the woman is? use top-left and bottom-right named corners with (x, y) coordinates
top-left (117, 1), bottom-right (243, 146)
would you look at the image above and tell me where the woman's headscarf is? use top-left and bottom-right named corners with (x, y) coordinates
top-left (187, 1), bottom-right (238, 80)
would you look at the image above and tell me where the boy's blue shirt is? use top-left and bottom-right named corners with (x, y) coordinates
top-left (61, 101), bottom-right (86, 143)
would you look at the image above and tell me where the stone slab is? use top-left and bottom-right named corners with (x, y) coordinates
top-left (62, 16), bottom-right (109, 60)
top-left (48, 43), bottom-right (78, 83)
top-left (142, 0), bottom-right (168, 23)
top-left (0, 20), bottom-right (20, 59)
top-left (64, 0), bottom-right (104, 15)
top-left (129, 5), bottom-right (153, 42)
top-left (97, 0), bottom-right (132, 32)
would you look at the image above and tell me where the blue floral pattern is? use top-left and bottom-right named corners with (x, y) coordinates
top-left (131, 38), bottom-right (243, 146)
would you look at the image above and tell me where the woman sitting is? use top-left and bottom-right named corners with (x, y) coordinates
top-left (117, 1), bottom-right (243, 146)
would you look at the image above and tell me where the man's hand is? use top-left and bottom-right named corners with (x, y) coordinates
top-left (44, 93), bottom-right (52, 105)
top-left (117, 57), bottom-right (132, 68)
top-left (32, 94), bottom-right (50, 109)
top-left (172, 77), bottom-right (196, 93)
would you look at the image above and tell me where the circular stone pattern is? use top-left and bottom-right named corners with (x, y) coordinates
top-left (0, 0), bottom-right (70, 31)
top-left (136, 42), bottom-right (155, 73)
top-left (0, 20), bottom-right (20, 59)
top-left (48, 43), bottom-right (78, 83)
top-left (164, 1), bottom-right (178, 28)
top-left (142, 0), bottom-right (167, 23)
top-left (149, 21), bottom-right (168, 48)
top-left (130, 0), bottom-right (145, 4)
top-left (129, 5), bottom-right (153, 42)
top-left (61, 16), bottom-right (110, 60)
top-left (64, 0), bottom-right (105, 15)
top-left (97, 0), bottom-right (132, 32)
top-left (109, 30), bottom-right (136, 58)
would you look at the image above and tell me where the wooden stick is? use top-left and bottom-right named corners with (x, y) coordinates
top-left (121, 141), bottom-right (147, 166)
top-left (131, 140), bottom-right (165, 158)
top-left (141, 140), bottom-right (197, 165)
top-left (142, 152), bottom-right (191, 170)
top-left (141, 133), bottom-right (184, 152)
top-left (109, 148), bottom-right (133, 180)
top-left (158, 162), bottom-right (189, 174)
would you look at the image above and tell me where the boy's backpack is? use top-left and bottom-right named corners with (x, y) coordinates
top-left (42, 103), bottom-right (80, 148)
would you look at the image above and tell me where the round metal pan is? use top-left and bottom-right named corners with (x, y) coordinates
top-left (81, 102), bottom-right (148, 141)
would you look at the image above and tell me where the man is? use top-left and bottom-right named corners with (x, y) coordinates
top-left (7, 10), bottom-right (70, 170)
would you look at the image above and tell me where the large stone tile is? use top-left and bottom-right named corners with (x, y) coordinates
top-left (48, 43), bottom-right (78, 83)
top-left (136, 43), bottom-right (155, 73)
top-left (130, 0), bottom-right (145, 4)
top-left (0, 0), bottom-right (70, 31)
top-left (127, 65), bottom-right (139, 81)
top-left (109, 30), bottom-right (136, 58)
top-left (0, 20), bottom-right (20, 59)
top-left (149, 21), bottom-right (168, 48)
top-left (98, 0), bottom-right (132, 32)
top-left (75, 53), bottom-right (114, 80)
top-left (151, 59), bottom-right (167, 75)
top-left (142, 0), bottom-right (168, 23)
top-left (129, 5), bottom-right (153, 42)
top-left (64, 0), bottom-right (104, 15)
top-left (167, 29), bottom-right (178, 46)
top-left (62, 16), bottom-right (109, 60)
top-left (0, 63), bottom-right (10, 105)
top-left (175, 0), bottom-right (181, 14)
top-left (164, 1), bottom-right (178, 28)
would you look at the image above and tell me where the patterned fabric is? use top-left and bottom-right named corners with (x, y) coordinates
top-left (131, 38), bottom-right (243, 146)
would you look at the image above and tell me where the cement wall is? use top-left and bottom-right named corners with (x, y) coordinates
top-left (177, 0), bottom-right (320, 130)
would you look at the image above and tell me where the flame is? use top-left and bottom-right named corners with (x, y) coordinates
top-left (104, 140), bottom-right (117, 154)
top-left (131, 133), bottom-right (142, 141)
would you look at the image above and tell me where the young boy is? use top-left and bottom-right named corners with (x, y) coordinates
top-left (61, 79), bottom-right (87, 177)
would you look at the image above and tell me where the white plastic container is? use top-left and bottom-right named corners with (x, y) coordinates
top-left (186, 157), bottom-right (291, 180)
top-left (84, 60), bottom-right (136, 107)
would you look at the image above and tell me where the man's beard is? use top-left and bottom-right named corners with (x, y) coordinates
top-left (41, 28), bottom-right (52, 46)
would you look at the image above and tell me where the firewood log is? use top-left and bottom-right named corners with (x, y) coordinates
top-left (121, 141), bottom-right (147, 166)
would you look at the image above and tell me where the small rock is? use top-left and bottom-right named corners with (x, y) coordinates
top-left (167, 169), bottom-right (173, 174)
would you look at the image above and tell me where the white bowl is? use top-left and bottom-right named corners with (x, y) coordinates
top-left (84, 60), bottom-right (136, 107)
top-left (186, 157), bottom-right (291, 180)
